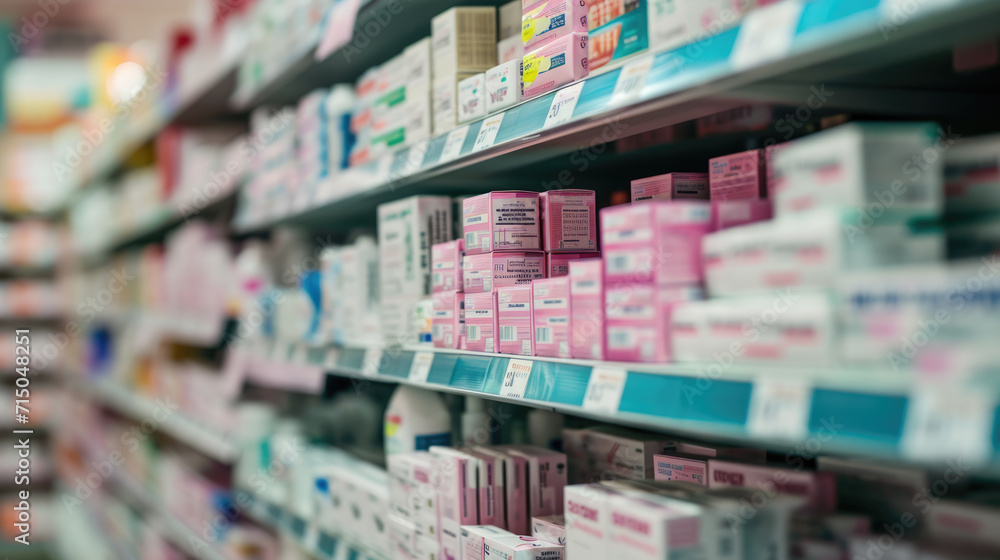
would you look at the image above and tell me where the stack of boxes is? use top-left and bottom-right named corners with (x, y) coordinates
top-left (520, 0), bottom-right (590, 100)
top-left (432, 239), bottom-right (466, 349)
top-left (320, 236), bottom-right (382, 348)
top-left (432, 7), bottom-right (499, 134)
top-left (378, 196), bottom-right (453, 346)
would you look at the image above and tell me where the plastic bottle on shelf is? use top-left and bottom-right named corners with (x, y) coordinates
top-left (384, 386), bottom-right (453, 455)
top-left (462, 396), bottom-right (491, 446)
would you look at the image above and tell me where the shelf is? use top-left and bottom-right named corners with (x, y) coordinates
top-left (80, 379), bottom-right (239, 463)
top-left (243, 493), bottom-right (390, 560)
top-left (246, 342), bottom-right (1000, 475)
top-left (237, 0), bottom-right (1000, 234)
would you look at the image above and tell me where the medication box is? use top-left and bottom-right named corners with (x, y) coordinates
top-left (569, 258), bottom-right (605, 360)
top-left (484, 535), bottom-right (564, 560)
top-left (475, 446), bottom-right (530, 534)
top-left (579, 428), bottom-right (668, 480)
top-left (432, 239), bottom-right (465, 293)
top-left (540, 189), bottom-right (598, 251)
top-left (458, 73), bottom-right (487, 123)
top-left (501, 446), bottom-right (568, 518)
top-left (431, 447), bottom-right (482, 560)
top-left (605, 283), bottom-right (701, 363)
top-left (531, 515), bottom-right (566, 545)
top-left (486, 60), bottom-right (523, 114)
top-left (652, 454), bottom-right (708, 485)
top-left (462, 525), bottom-right (515, 560)
top-left (546, 252), bottom-right (597, 278)
top-left (432, 290), bottom-right (465, 349)
top-left (378, 196), bottom-right (453, 297)
top-left (465, 291), bottom-right (500, 353)
top-left (522, 33), bottom-right (589, 100)
top-left (497, 285), bottom-right (535, 356)
top-left (532, 277), bottom-right (571, 358)
top-left (464, 252), bottom-right (546, 293)
top-left (499, 0), bottom-right (522, 39)
top-left (710, 199), bottom-right (773, 231)
top-left (945, 133), bottom-right (1000, 215)
top-left (631, 173), bottom-right (709, 202)
top-left (522, 0), bottom-right (588, 51)
top-left (469, 449), bottom-right (508, 528)
top-left (498, 34), bottom-right (525, 64)
top-left (434, 72), bottom-right (478, 134)
top-left (564, 483), bottom-right (619, 560)
top-left (709, 149), bottom-right (766, 200)
top-left (432, 7), bottom-right (498, 77)
top-left (607, 492), bottom-right (706, 560)
top-left (707, 459), bottom-right (838, 513)
top-left (587, 0), bottom-right (648, 71)
top-left (464, 191), bottom-right (541, 253)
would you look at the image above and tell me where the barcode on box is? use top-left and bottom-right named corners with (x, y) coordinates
top-left (608, 328), bottom-right (633, 348)
top-left (607, 253), bottom-right (636, 274)
top-left (500, 326), bottom-right (517, 341)
top-left (467, 325), bottom-right (481, 341)
top-left (535, 327), bottom-right (552, 344)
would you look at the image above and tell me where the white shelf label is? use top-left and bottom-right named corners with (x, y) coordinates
top-left (440, 125), bottom-right (470, 162)
top-left (500, 359), bottom-right (534, 399)
top-left (902, 388), bottom-right (993, 465)
top-left (408, 351), bottom-right (436, 383)
top-left (610, 56), bottom-right (654, 107)
top-left (472, 113), bottom-right (505, 152)
top-left (582, 366), bottom-right (628, 414)
top-left (746, 379), bottom-right (812, 441)
top-left (731, 1), bottom-right (803, 70)
top-left (361, 348), bottom-right (383, 377)
top-left (543, 82), bottom-right (585, 130)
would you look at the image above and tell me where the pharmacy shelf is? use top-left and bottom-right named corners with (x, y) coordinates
top-left (109, 471), bottom-right (229, 560)
top-left (80, 379), bottom-right (239, 463)
top-left (248, 342), bottom-right (1000, 475)
top-left (237, 0), bottom-right (1000, 233)
top-left (243, 493), bottom-right (391, 560)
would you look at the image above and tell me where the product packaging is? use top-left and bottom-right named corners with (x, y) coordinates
top-left (434, 72), bottom-right (480, 134)
top-left (587, 0), bottom-right (648, 71)
top-left (606, 491), bottom-right (707, 560)
top-left (564, 483), bottom-right (619, 560)
top-left (433, 239), bottom-right (465, 293)
top-left (465, 291), bottom-right (500, 353)
top-left (540, 189), bottom-right (598, 251)
top-left (498, 35), bottom-right (525, 64)
top-left (458, 73), bottom-right (488, 123)
top-left (431, 446), bottom-right (482, 560)
top-left (709, 149), bottom-right (766, 200)
top-left (385, 387), bottom-right (452, 456)
top-left (568, 258), bottom-right (605, 360)
top-left (464, 191), bottom-right (542, 253)
top-left (546, 252), bottom-right (597, 278)
top-left (709, 199), bottom-right (773, 231)
top-left (532, 277), bottom-right (571, 358)
top-left (707, 459), bottom-right (838, 513)
top-left (499, 446), bottom-right (568, 518)
top-left (631, 173), bottom-right (709, 202)
top-left (378, 196), bottom-right (453, 297)
top-left (464, 252), bottom-right (546, 293)
top-left (486, 60), bottom-right (524, 113)
top-left (484, 535), bottom-right (564, 560)
top-left (531, 515), bottom-right (567, 545)
top-left (499, 0), bottom-right (523, 39)
top-left (462, 525), bottom-right (515, 560)
top-left (468, 449), bottom-right (508, 528)
top-left (522, 0), bottom-right (589, 51)
top-left (432, 290), bottom-right (466, 349)
top-left (387, 452), bottom-right (439, 538)
top-left (944, 133), bottom-right (1000, 215)
top-left (578, 427), bottom-right (669, 480)
top-left (475, 446), bottom-right (530, 534)
top-left (605, 283), bottom-right (701, 363)
top-left (522, 33), bottom-right (589, 100)
top-left (497, 285), bottom-right (535, 356)
top-left (652, 454), bottom-right (708, 485)
top-left (432, 7), bottom-right (499, 78)
top-left (647, 0), bottom-right (751, 53)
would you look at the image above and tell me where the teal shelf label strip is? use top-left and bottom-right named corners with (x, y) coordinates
top-left (992, 404), bottom-right (1000, 457)
top-left (809, 389), bottom-right (908, 446)
top-left (525, 361), bottom-right (591, 406)
top-left (447, 354), bottom-right (492, 391)
top-left (317, 533), bottom-right (338, 557)
top-left (338, 348), bottom-right (366, 371)
top-left (619, 372), bottom-right (753, 426)
top-left (381, 350), bottom-right (415, 379)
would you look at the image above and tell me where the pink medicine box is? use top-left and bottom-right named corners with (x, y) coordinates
top-left (631, 173), bottom-right (709, 202)
top-left (521, 33), bottom-right (589, 100)
top-left (652, 454), bottom-right (708, 486)
top-left (433, 290), bottom-right (465, 349)
top-left (709, 199), bottom-right (773, 231)
top-left (465, 291), bottom-right (499, 353)
top-left (522, 0), bottom-right (588, 52)
top-left (497, 285), bottom-right (534, 356)
top-left (569, 258), bottom-right (605, 360)
top-left (464, 252), bottom-right (546, 293)
top-left (532, 277), bottom-right (571, 358)
top-left (540, 190), bottom-right (598, 252)
top-left (546, 252), bottom-right (598, 278)
top-left (464, 191), bottom-right (541, 254)
top-left (708, 459), bottom-right (838, 513)
top-left (605, 283), bottom-right (701, 363)
top-left (432, 239), bottom-right (465, 293)
top-left (600, 201), bottom-right (712, 286)
top-left (709, 149), bottom-right (767, 200)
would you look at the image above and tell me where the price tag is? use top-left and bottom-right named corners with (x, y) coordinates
top-left (582, 366), bottom-right (628, 414)
top-left (405, 139), bottom-right (430, 175)
top-left (901, 389), bottom-right (993, 464)
top-left (324, 348), bottom-right (340, 370)
top-left (408, 351), bottom-right (436, 383)
top-left (543, 82), bottom-right (585, 130)
top-left (746, 379), bottom-right (811, 441)
top-left (361, 348), bottom-right (384, 377)
top-left (730, 1), bottom-right (803, 70)
top-left (610, 56), bottom-right (654, 107)
top-left (499, 359), bottom-right (534, 399)
top-left (472, 113), bottom-right (505, 152)
top-left (441, 126), bottom-right (470, 162)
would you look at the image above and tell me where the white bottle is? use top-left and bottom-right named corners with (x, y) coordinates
top-left (462, 396), bottom-right (491, 446)
top-left (384, 386), bottom-right (453, 456)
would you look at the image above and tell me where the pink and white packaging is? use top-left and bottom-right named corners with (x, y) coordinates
top-left (433, 290), bottom-right (465, 349)
top-left (461, 525), bottom-right (515, 560)
top-left (607, 492), bottom-right (706, 560)
top-left (569, 259), bottom-right (605, 361)
top-left (707, 459), bottom-right (838, 513)
top-left (564, 483), bottom-right (619, 560)
top-left (532, 277), bottom-right (571, 358)
top-left (631, 173), bottom-right (709, 202)
top-left (483, 535), bottom-right (565, 560)
top-left (431, 447), bottom-right (481, 560)
top-left (475, 446), bottom-right (530, 535)
top-left (498, 35), bottom-right (524, 64)
top-left (464, 191), bottom-right (541, 254)
top-left (521, 33), bottom-right (589, 100)
top-left (709, 149), bottom-right (766, 200)
top-left (531, 515), bottom-right (566, 545)
top-left (605, 283), bottom-right (701, 363)
top-left (652, 454), bottom-right (708, 486)
top-left (709, 199), bottom-right (773, 231)
top-left (600, 201), bottom-right (712, 286)
top-left (546, 252), bottom-right (598, 278)
top-left (500, 446), bottom-right (568, 518)
top-left (464, 252), bottom-right (546, 293)
top-left (540, 190), bottom-right (598, 252)
top-left (465, 291), bottom-right (500, 353)
top-left (521, 0), bottom-right (588, 51)
top-left (497, 285), bottom-right (534, 356)
top-left (433, 239), bottom-right (465, 292)
top-left (486, 60), bottom-right (523, 114)
top-left (468, 450), bottom-right (508, 529)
